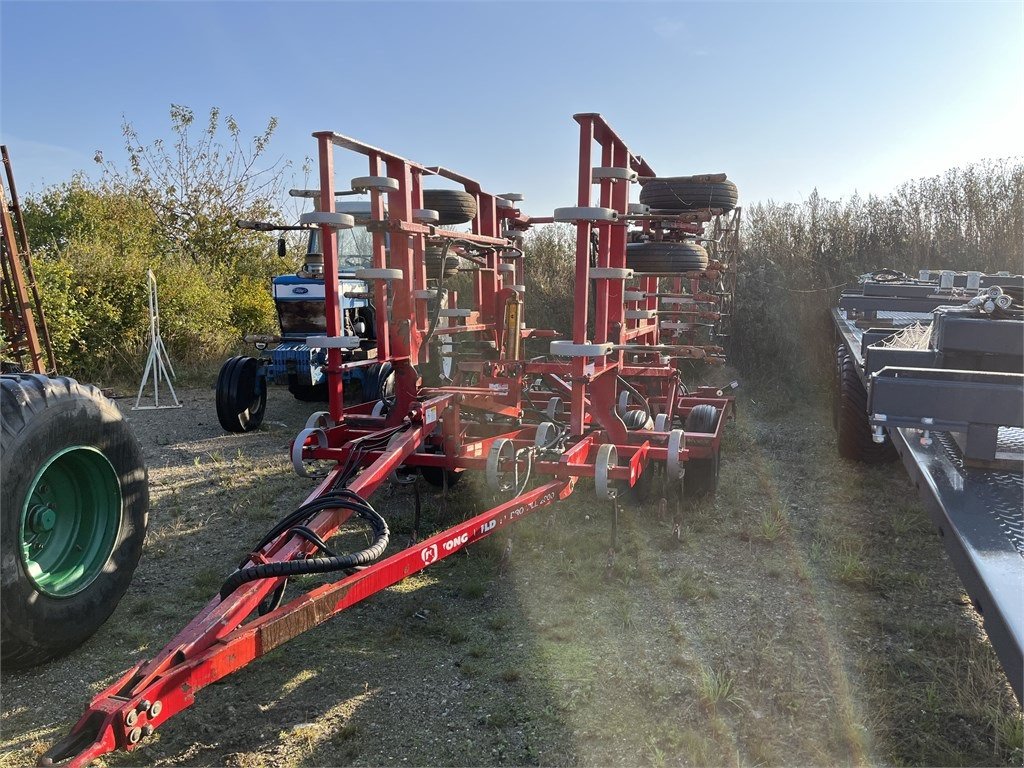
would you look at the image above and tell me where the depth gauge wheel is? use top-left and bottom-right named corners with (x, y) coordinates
top-left (425, 246), bottom-right (461, 280)
top-left (363, 362), bottom-right (396, 405)
top-left (1, 374), bottom-right (149, 669)
top-left (216, 356), bottom-right (266, 433)
top-left (835, 347), bottom-right (897, 463)
top-left (683, 404), bottom-right (720, 498)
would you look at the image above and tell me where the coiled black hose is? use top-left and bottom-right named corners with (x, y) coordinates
top-left (220, 489), bottom-right (389, 600)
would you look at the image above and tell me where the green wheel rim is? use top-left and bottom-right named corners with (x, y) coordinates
top-left (19, 446), bottom-right (122, 597)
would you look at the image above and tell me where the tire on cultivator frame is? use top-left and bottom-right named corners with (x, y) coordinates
top-left (626, 241), bottom-right (709, 273)
top-left (420, 465), bottom-right (463, 489)
top-left (639, 178), bottom-right (739, 213)
top-left (216, 356), bottom-right (267, 433)
top-left (425, 246), bottom-right (461, 281)
top-left (835, 346), bottom-right (897, 464)
top-left (622, 408), bottom-right (656, 502)
top-left (683, 404), bottom-right (720, 497)
top-left (362, 361), bottom-right (396, 405)
top-left (1, 374), bottom-right (149, 669)
top-left (422, 189), bottom-right (478, 226)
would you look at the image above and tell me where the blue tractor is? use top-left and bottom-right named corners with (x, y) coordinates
top-left (215, 201), bottom-right (389, 433)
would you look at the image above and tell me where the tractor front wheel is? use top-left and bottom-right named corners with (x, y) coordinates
top-left (216, 356), bottom-right (267, 432)
top-left (1, 374), bottom-right (149, 669)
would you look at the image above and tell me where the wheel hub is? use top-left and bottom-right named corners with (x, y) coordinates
top-left (27, 504), bottom-right (57, 533)
top-left (19, 446), bottom-right (122, 597)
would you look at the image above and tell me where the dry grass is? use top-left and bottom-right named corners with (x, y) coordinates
top-left (0, 386), bottom-right (1020, 768)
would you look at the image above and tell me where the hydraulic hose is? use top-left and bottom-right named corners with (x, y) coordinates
top-left (221, 497), bottom-right (388, 599)
top-left (221, 488), bottom-right (389, 600)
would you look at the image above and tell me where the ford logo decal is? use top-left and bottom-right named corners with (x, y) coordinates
top-left (292, 287), bottom-right (309, 294)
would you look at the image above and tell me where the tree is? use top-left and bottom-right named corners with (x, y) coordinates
top-left (96, 104), bottom-right (287, 269)
top-left (20, 105), bottom-right (294, 380)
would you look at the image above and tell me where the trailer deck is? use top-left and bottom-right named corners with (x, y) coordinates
top-left (832, 276), bottom-right (1024, 702)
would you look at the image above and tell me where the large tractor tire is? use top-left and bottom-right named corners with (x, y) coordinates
top-left (639, 178), bottom-right (739, 212)
top-left (835, 347), bottom-right (897, 463)
top-left (626, 241), bottom-right (709, 273)
top-left (216, 356), bottom-right (267, 433)
top-left (683, 404), bottom-right (720, 498)
top-left (1, 374), bottom-right (148, 669)
top-left (422, 189), bottom-right (478, 226)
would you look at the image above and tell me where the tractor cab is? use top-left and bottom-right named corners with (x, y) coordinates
top-left (272, 201), bottom-right (376, 342)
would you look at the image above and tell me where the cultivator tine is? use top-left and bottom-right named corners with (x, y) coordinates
top-left (441, 463), bottom-right (449, 518)
top-left (411, 480), bottom-right (422, 543)
top-left (610, 498), bottom-right (620, 552)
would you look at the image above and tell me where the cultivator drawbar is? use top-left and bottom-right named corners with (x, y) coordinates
top-left (42, 114), bottom-right (739, 767)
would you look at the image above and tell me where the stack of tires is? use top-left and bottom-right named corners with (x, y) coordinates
top-left (625, 176), bottom-right (739, 275)
top-left (422, 189), bottom-right (478, 279)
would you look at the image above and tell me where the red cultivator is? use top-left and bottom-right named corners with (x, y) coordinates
top-left (41, 114), bottom-right (738, 767)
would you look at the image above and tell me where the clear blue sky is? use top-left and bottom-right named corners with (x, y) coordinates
top-left (2, 1), bottom-right (1021, 219)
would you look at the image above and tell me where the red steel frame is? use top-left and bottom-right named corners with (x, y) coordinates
top-left (41, 116), bottom-right (734, 767)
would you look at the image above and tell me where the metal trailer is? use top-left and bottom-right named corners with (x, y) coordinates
top-left (831, 269), bottom-right (1024, 702)
top-left (42, 114), bottom-right (739, 767)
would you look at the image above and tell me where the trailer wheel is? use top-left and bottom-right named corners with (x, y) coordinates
top-left (836, 350), bottom-right (898, 463)
top-left (683, 404), bottom-right (720, 497)
top-left (639, 178), bottom-right (739, 213)
top-left (626, 241), bottom-right (709, 273)
top-left (1, 374), bottom-right (148, 669)
top-left (216, 356), bottom-right (266, 433)
top-left (422, 189), bottom-right (478, 226)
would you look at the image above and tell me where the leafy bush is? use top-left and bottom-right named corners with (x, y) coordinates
top-left (15, 107), bottom-right (294, 383)
top-left (523, 224), bottom-right (576, 337)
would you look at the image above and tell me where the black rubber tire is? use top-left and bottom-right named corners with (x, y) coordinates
top-left (362, 362), bottom-right (396, 404)
top-left (621, 409), bottom-right (655, 501)
top-left (216, 356), bottom-right (267, 433)
top-left (639, 178), bottom-right (739, 213)
top-left (420, 466), bottom-right (463, 489)
top-left (422, 189), bottom-right (478, 226)
top-left (424, 246), bottom-right (460, 280)
top-left (1, 374), bottom-right (149, 669)
top-left (683, 404), bottom-right (720, 497)
top-left (625, 241), bottom-right (709, 273)
top-left (288, 380), bottom-right (328, 403)
top-left (622, 409), bottom-right (654, 430)
top-left (836, 348), bottom-right (898, 463)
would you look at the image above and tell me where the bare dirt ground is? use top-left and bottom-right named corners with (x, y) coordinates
top-left (2, 383), bottom-right (1021, 767)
